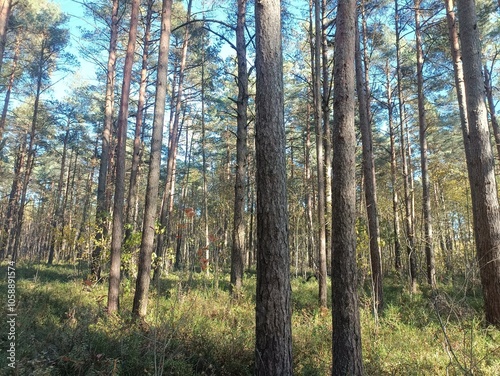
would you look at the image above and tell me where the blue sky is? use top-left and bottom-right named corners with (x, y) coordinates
top-left (51, 0), bottom-right (98, 98)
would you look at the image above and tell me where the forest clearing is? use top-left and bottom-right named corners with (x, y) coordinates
top-left (0, 263), bottom-right (499, 375)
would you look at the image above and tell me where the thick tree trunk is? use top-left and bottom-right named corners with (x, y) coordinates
top-left (456, 0), bottom-right (500, 327)
top-left (230, 0), bottom-right (248, 295)
top-left (415, 0), bottom-right (436, 288)
top-left (107, 0), bottom-right (140, 314)
top-left (92, 0), bottom-right (119, 281)
top-left (355, 19), bottom-right (383, 313)
top-left (132, 0), bottom-right (172, 318)
top-left (331, 0), bottom-right (364, 373)
top-left (254, 0), bottom-right (293, 374)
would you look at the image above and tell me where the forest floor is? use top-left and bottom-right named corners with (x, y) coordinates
top-left (0, 262), bottom-right (499, 375)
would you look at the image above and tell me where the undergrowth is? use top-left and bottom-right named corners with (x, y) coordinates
top-left (0, 263), bottom-right (498, 375)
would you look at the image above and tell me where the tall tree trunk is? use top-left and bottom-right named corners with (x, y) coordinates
top-left (12, 43), bottom-right (44, 260)
top-left (331, 0), bottom-right (364, 373)
top-left (132, 0), bottom-right (172, 318)
top-left (48, 126), bottom-right (70, 265)
top-left (304, 96), bottom-right (316, 270)
top-left (92, 0), bottom-right (119, 281)
top-left (312, 0), bottom-right (328, 308)
top-left (385, 61), bottom-right (402, 271)
top-left (254, 0), bottom-right (293, 374)
top-left (156, 0), bottom-right (192, 275)
top-left (395, 0), bottom-right (417, 293)
top-left (230, 0), bottom-right (248, 295)
top-left (415, 0), bottom-right (436, 288)
top-left (355, 16), bottom-right (383, 313)
top-left (322, 0), bottom-right (332, 276)
top-left (126, 0), bottom-right (154, 236)
top-left (456, 0), bottom-right (500, 327)
top-left (107, 0), bottom-right (140, 315)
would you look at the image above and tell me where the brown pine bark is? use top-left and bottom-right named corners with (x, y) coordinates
top-left (484, 66), bottom-right (500, 163)
top-left (331, 0), bottom-right (364, 373)
top-left (254, 0), bottom-right (293, 374)
top-left (107, 0), bottom-right (141, 314)
top-left (230, 0), bottom-right (248, 295)
top-left (415, 0), bottom-right (436, 288)
top-left (132, 0), bottom-right (172, 318)
top-left (91, 0), bottom-right (119, 281)
top-left (355, 17), bottom-right (383, 313)
top-left (395, 0), bottom-right (417, 293)
top-left (313, 0), bottom-right (328, 308)
top-left (456, 0), bottom-right (500, 327)
top-left (385, 61), bottom-right (402, 271)
top-left (126, 0), bottom-right (154, 235)
top-left (156, 0), bottom-right (192, 275)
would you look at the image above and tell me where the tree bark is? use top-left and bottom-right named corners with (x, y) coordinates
top-left (313, 0), bottom-right (328, 308)
top-left (456, 0), bottom-right (500, 327)
top-left (92, 0), bottom-right (119, 281)
top-left (156, 0), bottom-right (192, 275)
top-left (415, 0), bottom-right (436, 288)
top-left (385, 61), bottom-right (402, 271)
top-left (132, 0), bottom-right (172, 318)
top-left (355, 16), bottom-right (383, 313)
top-left (254, 0), bottom-right (293, 374)
top-left (126, 0), bottom-right (154, 235)
top-left (331, 0), bottom-right (364, 373)
top-left (395, 0), bottom-right (417, 293)
top-left (107, 0), bottom-right (140, 314)
top-left (484, 66), bottom-right (500, 163)
top-left (230, 0), bottom-right (248, 295)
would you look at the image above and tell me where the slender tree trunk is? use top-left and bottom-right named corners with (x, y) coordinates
top-left (456, 0), bottom-right (500, 327)
top-left (484, 66), bottom-right (500, 162)
top-left (395, 0), bottom-right (417, 293)
top-left (322, 0), bottom-right (332, 275)
top-left (230, 0), bottom-right (248, 295)
top-left (355, 17), bottom-right (383, 313)
top-left (304, 97), bottom-right (316, 270)
top-left (48, 126), bottom-right (70, 264)
top-left (415, 0), bottom-right (436, 288)
top-left (156, 0), bottom-right (192, 275)
top-left (254, 0), bottom-right (293, 373)
top-left (311, 0), bottom-right (328, 308)
top-left (92, 0), bottom-right (119, 281)
top-left (126, 0), bottom-right (154, 236)
top-left (385, 61), bottom-right (402, 271)
top-left (12, 43), bottom-right (44, 260)
top-left (107, 0), bottom-right (140, 315)
top-left (331, 0), bottom-right (364, 373)
top-left (132, 0), bottom-right (172, 318)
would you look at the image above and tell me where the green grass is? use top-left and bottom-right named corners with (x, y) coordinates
top-left (0, 264), bottom-right (498, 375)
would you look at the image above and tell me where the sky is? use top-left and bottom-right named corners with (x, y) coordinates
top-left (51, 0), bottom-right (99, 98)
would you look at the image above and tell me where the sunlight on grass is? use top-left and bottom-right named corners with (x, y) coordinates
top-left (0, 263), bottom-right (498, 375)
